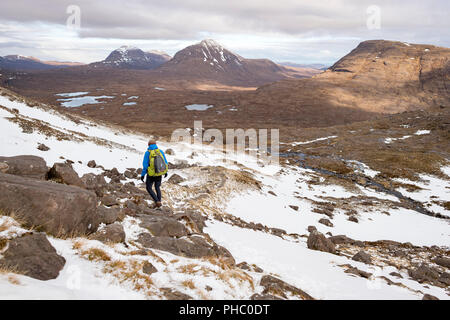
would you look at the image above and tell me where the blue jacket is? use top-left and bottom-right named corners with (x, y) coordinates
top-left (141, 144), bottom-right (168, 177)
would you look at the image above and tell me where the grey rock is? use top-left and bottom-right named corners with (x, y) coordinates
top-left (165, 148), bottom-right (175, 155)
top-left (0, 233), bottom-right (65, 280)
top-left (142, 261), bottom-right (158, 275)
top-left (260, 275), bottom-right (314, 300)
top-left (97, 206), bottom-right (121, 225)
top-left (37, 143), bottom-right (50, 151)
top-left (352, 251), bottom-right (373, 264)
top-left (90, 223), bottom-right (125, 243)
top-left (161, 288), bottom-right (193, 300)
top-left (137, 233), bottom-right (234, 264)
top-left (344, 267), bottom-right (372, 279)
top-left (0, 155), bottom-right (48, 180)
top-left (307, 230), bottom-right (336, 254)
top-left (100, 194), bottom-right (119, 207)
top-left (48, 163), bottom-right (86, 188)
top-left (167, 173), bottom-right (185, 184)
top-left (319, 218), bottom-right (334, 227)
top-left (87, 160), bottom-right (97, 168)
top-left (0, 173), bottom-right (99, 236)
top-left (432, 256), bottom-right (450, 268)
top-left (138, 215), bottom-right (188, 238)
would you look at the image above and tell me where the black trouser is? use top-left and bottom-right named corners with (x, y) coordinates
top-left (146, 175), bottom-right (162, 203)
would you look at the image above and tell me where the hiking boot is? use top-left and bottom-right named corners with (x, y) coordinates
top-left (150, 202), bottom-right (158, 209)
top-left (156, 201), bottom-right (162, 208)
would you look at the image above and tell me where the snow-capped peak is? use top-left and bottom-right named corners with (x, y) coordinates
top-left (200, 39), bottom-right (223, 50)
top-left (116, 45), bottom-right (140, 53)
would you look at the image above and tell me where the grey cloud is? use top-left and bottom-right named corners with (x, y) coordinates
top-left (0, 0), bottom-right (448, 63)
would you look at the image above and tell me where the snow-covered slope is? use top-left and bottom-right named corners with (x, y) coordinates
top-left (0, 88), bottom-right (448, 300)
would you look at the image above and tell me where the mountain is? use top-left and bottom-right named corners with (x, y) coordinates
top-left (95, 46), bottom-right (171, 70)
top-left (242, 40), bottom-right (450, 114)
top-left (0, 55), bottom-right (84, 71)
top-left (155, 39), bottom-right (292, 86)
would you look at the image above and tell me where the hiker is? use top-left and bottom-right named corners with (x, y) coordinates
top-left (140, 140), bottom-right (168, 208)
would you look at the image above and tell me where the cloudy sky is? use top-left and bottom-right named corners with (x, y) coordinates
top-left (0, 0), bottom-right (448, 64)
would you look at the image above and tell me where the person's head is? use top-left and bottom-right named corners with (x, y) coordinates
top-left (148, 139), bottom-right (157, 146)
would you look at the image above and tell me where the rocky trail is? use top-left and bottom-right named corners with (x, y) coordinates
top-left (0, 87), bottom-right (449, 300)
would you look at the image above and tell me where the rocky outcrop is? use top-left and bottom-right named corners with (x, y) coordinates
top-left (0, 155), bottom-right (48, 180)
top-left (87, 160), bottom-right (97, 168)
top-left (48, 163), bottom-right (86, 188)
top-left (81, 173), bottom-right (107, 196)
top-left (0, 173), bottom-right (99, 236)
top-left (167, 173), bottom-right (185, 184)
top-left (37, 143), bottom-right (50, 151)
top-left (259, 275), bottom-right (314, 300)
top-left (137, 233), bottom-right (234, 264)
top-left (142, 261), bottom-right (158, 275)
top-left (161, 288), bottom-right (193, 300)
top-left (236, 262), bottom-right (263, 273)
top-left (408, 263), bottom-right (450, 287)
top-left (344, 266), bottom-right (372, 279)
top-left (100, 194), bottom-right (119, 207)
top-left (173, 211), bottom-right (206, 234)
top-left (90, 223), bottom-right (125, 243)
top-left (319, 218), bottom-right (333, 227)
top-left (352, 251), bottom-right (373, 265)
top-left (329, 235), bottom-right (364, 247)
top-left (307, 230), bottom-right (336, 254)
top-left (96, 206), bottom-right (122, 225)
top-left (0, 233), bottom-right (65, 280)
top-left (432, 256), bottom-right (450, 268)
top-left (138, 214), bottom-right (188, 238)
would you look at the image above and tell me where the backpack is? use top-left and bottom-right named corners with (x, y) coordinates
top-left (148, 149), bottom-right (168, 177)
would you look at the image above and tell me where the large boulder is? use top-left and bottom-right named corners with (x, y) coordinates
top-left (167, 174), bottom-right (185, 184)
top-left (142, 261), bottom-right (158, 275)
top-left (344, 266), bottom-right (372, 279)
top-left (0, 173), bottom-right (99, 236)
top-left (81, 173), bottom-right (107, 196)
top-left (161, 288), bottom-right (193, 300)
top-left (432, 256), bottom-right (450, 268)
top-left (0, 233), bottom-right (65, 280)
top-left (259, 275), bottom-right (314, 300)
top-left (124, 170), bottom-right (137, 179)
top-left (307, 230), bottom-right (336, 254)
top-left (100, 194), bottom-right (119, 207)
top-left (329, 235), bottom-right (364, 247)
top-left (96, 206), bottom-right (122, 225)
top-left (352, 251), bottom-right (373, 264)
top-left (138, 214), bottom-right (188, 238)
top-left (137, 233), bottom-right (235, 264)
top-left (90, 223), bottom-right (125, 243)
top-left (48, 163), bottom-right (85, 188)
top-left (0, 155), bottom-right (48, 180)
top-left (408, 263), bottom-right (448, 287)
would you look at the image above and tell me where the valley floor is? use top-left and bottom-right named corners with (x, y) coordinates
top-left (0, 89), bottom-right (448, 300)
